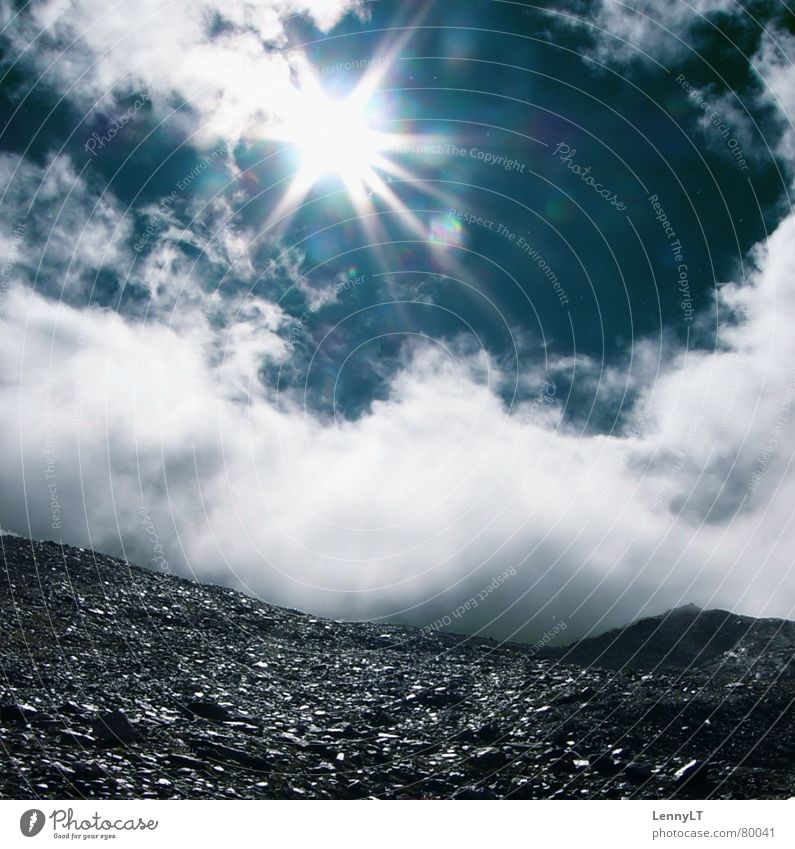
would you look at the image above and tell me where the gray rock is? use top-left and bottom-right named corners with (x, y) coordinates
top-left (167, 754), bottom-right (206, 770)
top-left (60, 730), bottom-right (96, 746)
top-left (0, 703), bottom-right (37, 723)
top-left (90, 711), bottom-right (139, 744)
top-left (194, 742), bottom-right (270, 773)
top-left (184, 701), bottom-right (232, 722)
top-left (72, 761), bottom-right (106, 780)
top-left (471, 746), bottom-right (509, 771)
top-left (674, 759), bottom-right (714, 796)
top-left (623, 761), bottom-right (652, 783)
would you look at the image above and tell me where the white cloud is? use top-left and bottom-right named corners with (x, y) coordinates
top-left (0, 152), bottom-right (133, 301)
top-left (2, 206), bottom-right (795, 642)
top-left (573, 0), bottom-right (739, 64)
top-left (2, 0), bottom-right (361, 142)
top-left (751, 27), bottom-right (795, 161)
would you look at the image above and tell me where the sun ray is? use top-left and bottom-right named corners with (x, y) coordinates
top-left (259, 29), bottom-right (460, 239)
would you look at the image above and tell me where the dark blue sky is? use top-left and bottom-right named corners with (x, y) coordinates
top-left (3, 0), bottom-right (789, 427)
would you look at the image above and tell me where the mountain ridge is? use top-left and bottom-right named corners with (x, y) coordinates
top-left (1, 534), bottom-right (792, 800)
top-left (538, 602), bottom-right (795, 676)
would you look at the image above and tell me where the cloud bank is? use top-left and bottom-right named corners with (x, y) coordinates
top-left (2, 205), bottom-right (794, 641)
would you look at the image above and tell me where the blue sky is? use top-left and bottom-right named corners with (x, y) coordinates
top-left (1, 0), bottom-right (794, 642)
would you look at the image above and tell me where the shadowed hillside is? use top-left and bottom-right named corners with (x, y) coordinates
top-left (1, 535), bottom-right (792, 800)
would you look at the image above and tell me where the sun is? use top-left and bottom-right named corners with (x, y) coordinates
top-left (283, 88), bottom-right (383, 186)
top-left (262, 71), bottom-right (404, 227)
top-left (262, 40), bottom-right (454, 241)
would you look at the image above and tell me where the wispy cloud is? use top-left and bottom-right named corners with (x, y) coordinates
top-left (568, 0), bottom-right (740, 65)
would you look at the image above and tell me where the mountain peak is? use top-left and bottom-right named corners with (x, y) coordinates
top-left (665, 602), bottom-right (703, 616)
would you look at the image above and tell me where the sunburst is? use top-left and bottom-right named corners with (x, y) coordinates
top-left (263, 38), bottom-right (452, 245)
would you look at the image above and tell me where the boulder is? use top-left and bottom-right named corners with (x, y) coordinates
top-left (622, 761), bottom-right (652, 783)
top-left (90, 710), bottom-right (139, 744)
top-left (184, 701), bottom-right (232, 722)
top-left (674, 759), bottom-right (715, 797)
top-left (0, 703), bottom-right (37, 723)
top-left (471, 746), bottom-right (509, 771)
top-left (193, 741), bottom-right (270, 773)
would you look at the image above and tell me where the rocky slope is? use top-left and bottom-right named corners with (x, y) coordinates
top-left (1, 534), bottom-right (793, 800)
